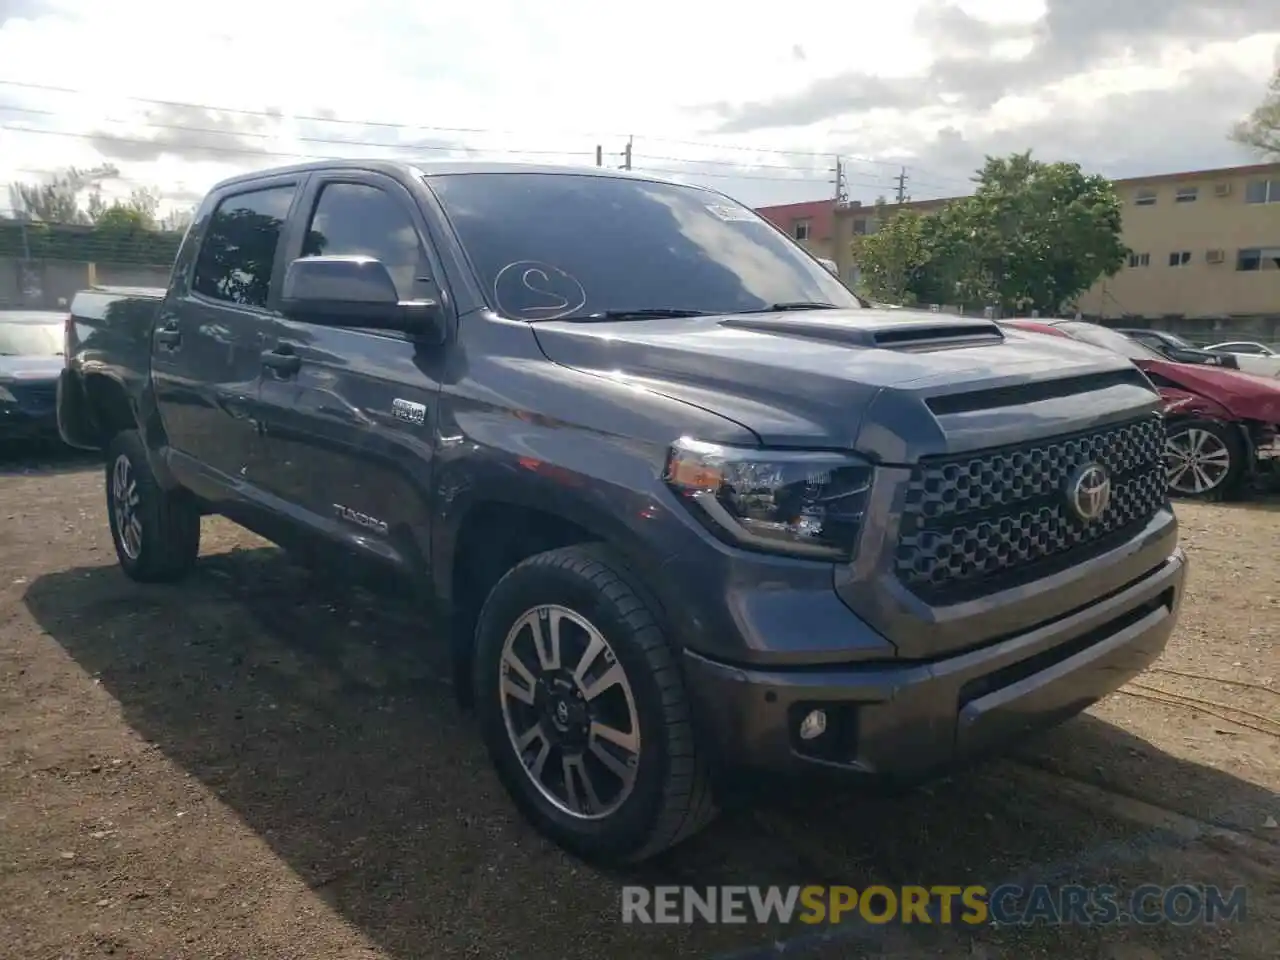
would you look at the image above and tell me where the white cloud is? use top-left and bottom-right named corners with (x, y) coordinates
top-left (0, 0), bottom-right (1276, 216)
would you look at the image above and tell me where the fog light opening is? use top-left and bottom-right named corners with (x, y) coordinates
top-left (798, 708), bottom-right (828, 741)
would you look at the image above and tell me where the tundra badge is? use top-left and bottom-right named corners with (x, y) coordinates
top-left (333, 504), bottom-right (389, 536)
top-left (392, 398), bottom-right (427, 425)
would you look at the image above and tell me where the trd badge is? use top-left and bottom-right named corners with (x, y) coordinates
top-left (392, 398), bottom-right (427, 425)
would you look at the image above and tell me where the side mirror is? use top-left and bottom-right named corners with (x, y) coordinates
top-left (816, 257), bottom-right (838, 275)
top-left (280, 256), bottom-right (446, 342)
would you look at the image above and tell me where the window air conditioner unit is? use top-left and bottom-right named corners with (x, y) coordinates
top-left (1206, 248), bottom-right (1225, 264)
top-left (1213, 182), bottom-right (1232, 197)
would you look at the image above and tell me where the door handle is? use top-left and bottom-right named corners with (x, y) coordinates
top-left (155, 322), bottom-right (181, 347)
top-left (261, 346), bottom-right (302, 375)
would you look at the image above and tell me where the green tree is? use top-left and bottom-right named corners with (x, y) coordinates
top-left (849, 202), bottom-right (930, 304)
top-left (958, 152), bottom-right (1126, 314)
top-left (6, 164), bottom-right (120, 223)
top-left (1229, 67), bottom-right (1280, 158)
top-left (160, 206), bottom-right (196, 233)
top-left (864, 152), bottom-right (1127, 315)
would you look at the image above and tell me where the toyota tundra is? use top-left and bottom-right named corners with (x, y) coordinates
top-left (56, 160), bottom-right (1186, 864)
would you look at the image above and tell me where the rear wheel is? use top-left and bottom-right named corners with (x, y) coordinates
top-left (1164, 419), bottom-right (1246, 501)
top-left (105, 430), bottom-right (201, 582)
top-left (473, 544), bottom-right (717, 864)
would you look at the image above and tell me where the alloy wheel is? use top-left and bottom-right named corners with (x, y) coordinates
top-left (498, 605), bottom-right (641, 820)
top-left (111, 453), bottom-right (143, 559)
top-left (1165, 428), bottom-right (1231, 496)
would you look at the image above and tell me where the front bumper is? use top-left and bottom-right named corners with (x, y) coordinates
top-left (683, 548), bottom-right (1186, 780)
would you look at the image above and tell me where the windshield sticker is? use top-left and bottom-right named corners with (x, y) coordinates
top-left (705, 203), bottom-right (759, 223)
top-left (493, 261), bottom-right (587, 320)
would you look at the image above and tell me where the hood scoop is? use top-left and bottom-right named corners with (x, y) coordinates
top-left (718, 311), bottom-right (1005, 351)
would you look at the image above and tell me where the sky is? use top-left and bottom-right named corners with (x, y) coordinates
top-left (1, 0), bottom-right (1279, 220)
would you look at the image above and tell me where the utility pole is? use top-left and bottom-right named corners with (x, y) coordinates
top-left (831, 156), bottom-right (848, 204)
top-left (596, 145), bottom-right (603, 167)
top-left (894, 166), bottom-right (909, 204)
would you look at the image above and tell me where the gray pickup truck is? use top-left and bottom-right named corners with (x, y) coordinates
top-left (57, 160), bottom-right (1186, 864)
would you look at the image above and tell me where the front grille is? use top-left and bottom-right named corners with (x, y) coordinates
top-left (895, 414), bottom-right (1167, 602)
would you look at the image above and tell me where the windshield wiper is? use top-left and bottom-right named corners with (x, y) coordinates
top-left (555, 308), bottom-right (713, 322)
top-left (736, 302), bottom-right (841, 314)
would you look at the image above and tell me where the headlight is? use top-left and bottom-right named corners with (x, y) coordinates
top-left (0, 384), bottom-right (15, 402)
top-left (662, 437), bottom-right (873, 560)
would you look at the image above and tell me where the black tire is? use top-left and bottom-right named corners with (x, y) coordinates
top-left (473, 544), bottom-right (717, 864)
top-left (1164, 418), bottom-right (1247, 502)
top-left (105, 429), bottom-right (201, 582)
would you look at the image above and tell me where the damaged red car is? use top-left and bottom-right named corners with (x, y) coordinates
top-left (1003, 319), bottom-right (1280, 500)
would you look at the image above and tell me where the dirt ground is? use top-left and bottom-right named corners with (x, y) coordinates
top-left (1, 445), bottom-right (1276, 960)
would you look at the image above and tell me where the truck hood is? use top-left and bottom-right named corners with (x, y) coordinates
top-left (531, 308), bottom-right (1158, 461)
top-left (1136, 359), bottom-right (1280, 423)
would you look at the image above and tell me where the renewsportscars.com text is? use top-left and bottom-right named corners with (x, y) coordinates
top-left (620, 884), bottom-right (1248, 927)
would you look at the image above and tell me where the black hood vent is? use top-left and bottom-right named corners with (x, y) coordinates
top-left (719, 310), bottom-right (1005, 352)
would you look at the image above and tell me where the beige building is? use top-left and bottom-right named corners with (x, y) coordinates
top-left (1077, 162), bottom-right (1280, 320)
top-left (757, 161), bottom-right (1280, 321)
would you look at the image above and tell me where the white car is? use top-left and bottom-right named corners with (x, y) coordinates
top-left (1204, 341), bottom-right (1280, 378)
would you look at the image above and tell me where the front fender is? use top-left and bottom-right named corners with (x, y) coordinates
top-left (429, 423), bottom-right (698, 612)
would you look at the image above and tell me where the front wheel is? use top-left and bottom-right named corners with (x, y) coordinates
top-left (473, 544), bottom-right (717, 864)
top-left (1164, 419), bottom-right (1246, 501)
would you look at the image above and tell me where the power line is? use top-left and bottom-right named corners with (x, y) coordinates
top-left (0, 103), bottom-right (596, 158)
top-left (0, 121), bottom-right (586, 164)
top-left (0, 77), bottom-right (966, 183)
top-left (0, 102), bottom-right (891, 186)
top-left (1, 123), bottom-right (859, 186)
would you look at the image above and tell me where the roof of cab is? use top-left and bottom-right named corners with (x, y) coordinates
top-left (208, 158), bottom-right (702, 195)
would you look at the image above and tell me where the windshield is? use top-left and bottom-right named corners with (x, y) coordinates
top-left (427, 172), bottom-right (861, 320)
top-left (0, 322), bottom-right (63, 356)
top-left (1058, 322), bottom-right (1164, 362)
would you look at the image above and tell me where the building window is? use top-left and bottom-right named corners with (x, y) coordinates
top-left (1236, 247), bottom-right (1280, 271)
top-left (794, 219), bottom-right (811, 240)
top-left (1175, 186), bottom-right (1198, 203)
top-left (1128, 252), bottom-right (1150, 267)
top-left (1134, 189), bottom-right (1157, 206)
top-left (1244, 180), bottom-right (1278, 204)
top-left (1168, 251), bottom-right (1191, 267)
top-left (852, 218), bottom-right (868, 236)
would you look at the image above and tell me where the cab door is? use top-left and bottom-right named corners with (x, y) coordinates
top-left (150, 178), bottom-right (301, 496)
top-left (253, 172), bottom-right (446, 578)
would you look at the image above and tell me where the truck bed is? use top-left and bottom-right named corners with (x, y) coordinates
top-left (58, 286), bottom-right (166, 451)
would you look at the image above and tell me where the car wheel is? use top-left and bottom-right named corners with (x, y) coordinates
top-left (473, 544), bottom-right (717, 864)
top-left (1163, 418), bottom-right (1245, 502)
top-left (105, 429), bottom-right (201, 582)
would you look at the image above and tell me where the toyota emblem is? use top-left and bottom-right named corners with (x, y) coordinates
top-left (1067, 463), bottom-right (1111, 522)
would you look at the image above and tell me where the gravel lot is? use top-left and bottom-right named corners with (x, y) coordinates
top-left (1, 445), bottom-right (1277, 960)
